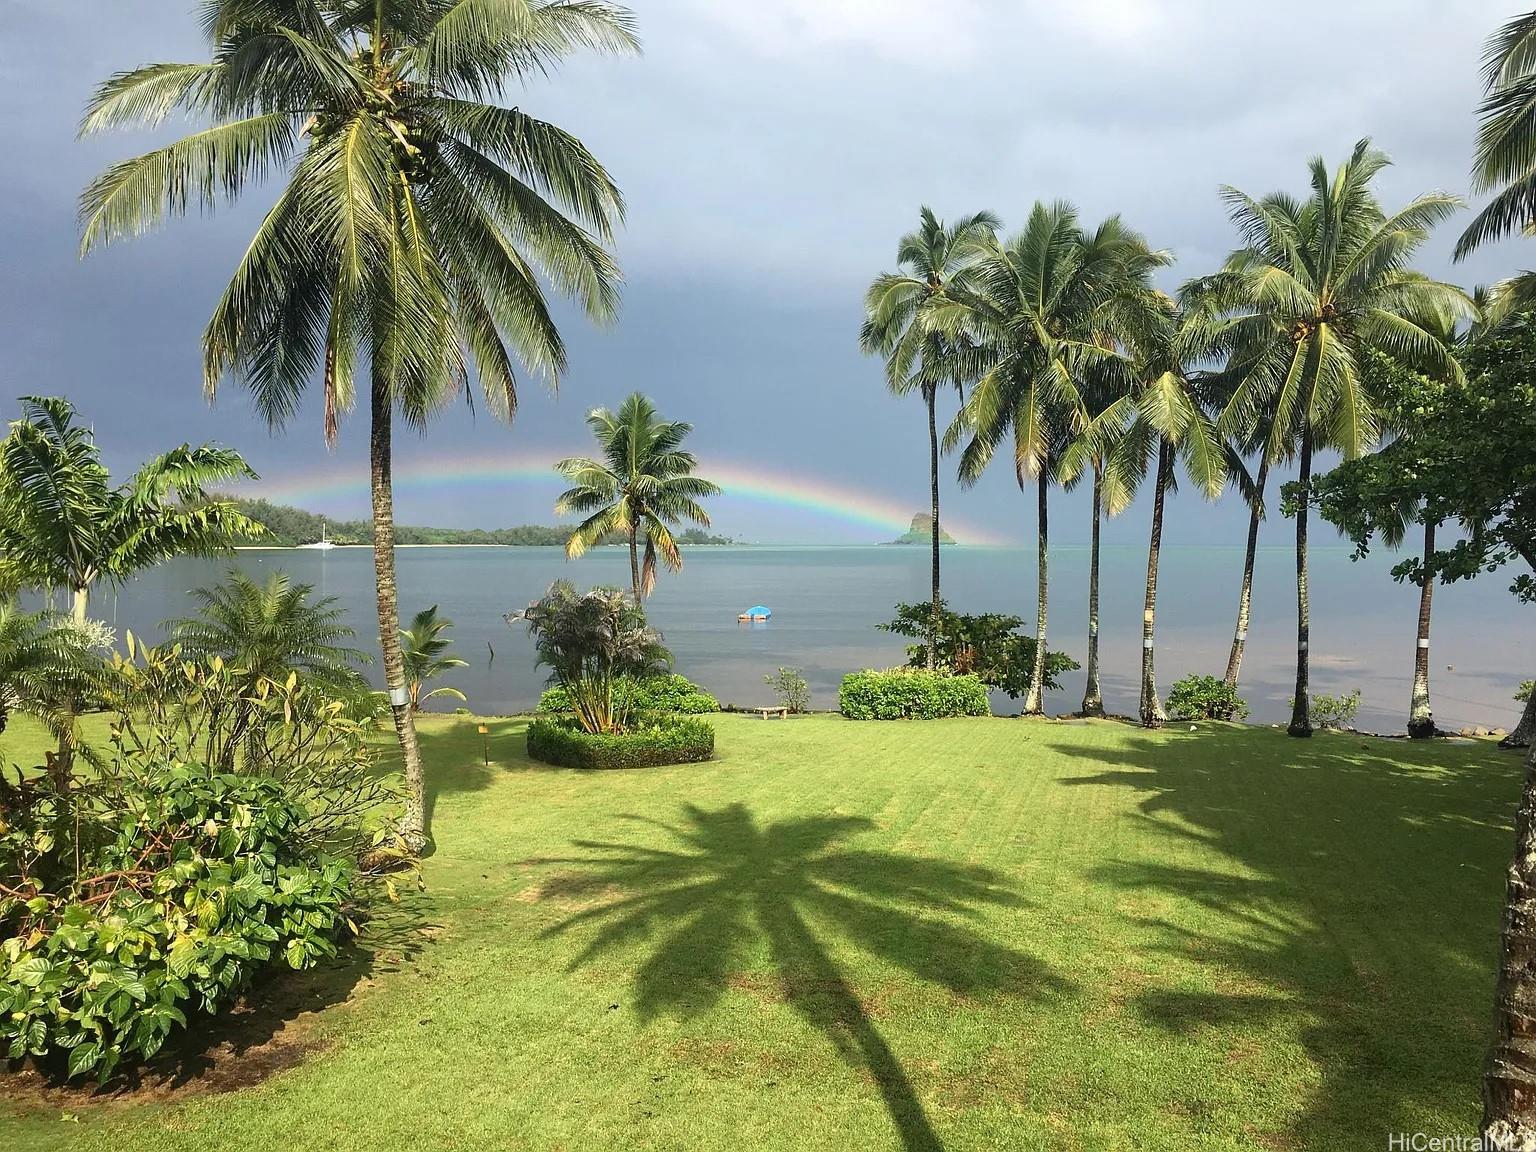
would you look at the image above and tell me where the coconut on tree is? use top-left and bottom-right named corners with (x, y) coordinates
top-left (556, 393), bottom-right (721, 603)
top-left (79, 1), bottom-right (637, 847)
top-left (860, 207), bottom-right (999, 670)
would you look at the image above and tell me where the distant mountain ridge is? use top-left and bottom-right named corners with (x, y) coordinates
top-left (887, 513), bottom-right (957, 546)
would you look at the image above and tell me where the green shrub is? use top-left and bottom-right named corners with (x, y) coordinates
top-left (838, 669), bottom-right (991, 720)
top-left (537, 673), bottom-right (718, 716)
top-left (1167, 675), bottom-right (1250, 722)
top-left (526, 715), bottom-right (715, 769)
top-left (878, 600), bottom-right (1078, 697)
top-left (763, 667), bottom-right (811, 713)
top-left (1305, 689), bottom-right (1363, 730)
top-left (1518, 681), bottom-right (1533, 704)
top-left (0, 765), bottom-right (354, 1082)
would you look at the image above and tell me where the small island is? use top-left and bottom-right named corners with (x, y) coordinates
top-left (886, 513), bottom-right (956, 546)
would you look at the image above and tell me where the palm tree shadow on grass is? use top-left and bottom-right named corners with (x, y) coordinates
top-left (533, 802), bottom-right (1071, 1152)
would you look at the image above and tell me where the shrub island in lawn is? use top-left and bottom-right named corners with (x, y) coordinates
top-left (511, 582), bottom-right (716, 769)
top-left (839, 668), bottom-right (991, 720)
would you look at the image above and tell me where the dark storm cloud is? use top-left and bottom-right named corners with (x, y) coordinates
top-left (0, 1), bottom-right (1526, 542)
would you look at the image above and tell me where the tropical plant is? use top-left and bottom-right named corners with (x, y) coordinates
top-left (0, 397), bottom-right (258, 624)
top-left (1519, 681), bottom-right (1534, 704)
top-left (878, 599), bottom-right (1077, 699)
top-left (0, 606), bottom-right (96, 752)
top-left (79, 2), bottom-right (636, 848)
top-left (556, 394), bottom-right (721, 601)
top-left (400, 605), bottom-right (468, 710)
top-left (764, 667), bottom-right (811, 714)
top-left (1305, 689), bottom-right (1362, 731)
top-left (838, 668), bottom-right (990, 721)
top-left (526, 713), bottom-right (714, 769)
top-left (538, 673), bottom-right (717, 716)
top-left (1166, 675), bottom-right (1249, 722)
top-left (944, 203), bottom-right (1170, 714)
top-left (508, 581), bottom-right (671, 735)
top-left (861, 207), bottom-right (999, 669)
top-left (1220, 414), bottom-right (1284, 690)
top-left (1197, 139), bottom-right (1471, 736)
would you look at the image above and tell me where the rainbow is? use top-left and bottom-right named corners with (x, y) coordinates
top-left (237, 450), bottom-right (1010, 545)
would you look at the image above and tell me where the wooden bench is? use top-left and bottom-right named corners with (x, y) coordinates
top-left (753, 707), bottom-right (789, 720)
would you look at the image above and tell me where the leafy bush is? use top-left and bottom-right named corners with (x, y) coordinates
top-left (1518, 680), bottom-right (1533, 704)
top-left (537, 673), bottom-right (717, 716)
top-left (0, 765), bottom-right (354, 1082)
top-left (526, 715), bottom-right (715, 769)
top-left (1307, 689), bottom-right (1363, 731)
top-left (508, 582), bottom-right (671, 734)
top-left (1167, 675), bottom-right (1250, 722)
top-left (838, 669), bottom-right (991, 720)
top-left (878, 600), bottom-right (1078, 697)
top-left (764, 667), bottom-right (811, 713)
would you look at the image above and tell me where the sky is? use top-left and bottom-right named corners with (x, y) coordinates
top-left (0, 0), bottom-right (1529, 545)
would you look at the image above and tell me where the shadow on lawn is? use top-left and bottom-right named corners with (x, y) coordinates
top-left (379, 716), bottom-right (542, 848)
top-left (532, 802), bottom-right (1070, 1152)
top-left (1050, 727), bottom-right (1517, 1146)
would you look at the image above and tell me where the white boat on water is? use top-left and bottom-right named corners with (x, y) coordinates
top-left (298, 521), bottom-right (338, 551)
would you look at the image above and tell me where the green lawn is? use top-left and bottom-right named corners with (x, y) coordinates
top-left (0, 713), bottom-right (1515, 1150)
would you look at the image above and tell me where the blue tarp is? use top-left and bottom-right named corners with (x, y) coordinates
top-left (742, 605), bottom-right (772, 617)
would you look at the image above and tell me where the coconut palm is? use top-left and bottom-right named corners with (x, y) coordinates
top-left (556, 394), bottom-right (721, 602)
top-left (945, 203), bottom-right (1169, 714)
top-left (80, 1), bottom-right (636, 846)
top-left (1199, 140), bottom-right (1471, 736)
top-left (861, 207), bottom-right (1000, 670)
top-left (400, 604), bottom-right (468, 710)
top-left (1219, 411), bottom-right (1286, 690)
top-left (0, 397), bottom-right (258, 623)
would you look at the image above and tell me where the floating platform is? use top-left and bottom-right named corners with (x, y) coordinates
top-left (737, 605), bottom-right (772, 622)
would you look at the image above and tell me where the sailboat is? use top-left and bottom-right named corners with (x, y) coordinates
top-left (298, 520), bottom-right (338, 551)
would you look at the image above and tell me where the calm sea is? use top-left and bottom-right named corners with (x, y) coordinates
top-left (73, 544), bottom-right (1529, 734)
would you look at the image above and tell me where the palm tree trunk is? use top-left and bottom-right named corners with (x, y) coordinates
top-left (628, 526), bottom-right (641, 603)
top-left (1408, 518), bottom-right (1437, 739)
top-left (926, 386), bottom-right (940, 673)
top-left (1288, 428), bottom-right (1314, 737)
top-left (71, 587), bottom-right (89, 626)
top-left (1507, 694), bottom-right (1536, 750)
top-left (1225, 455), bottom-right (1269, 689)
top-left (1024, 476), bottom-right (1049, 716)
top-left (1140, 440), bottom-right (1171, 728)
top-left (1483, 742), bottom-right (1536, 1147)
top-left (1081, 464), bottom-right (1105, 717)
top-left (370, 371), bottom-right (428, 849)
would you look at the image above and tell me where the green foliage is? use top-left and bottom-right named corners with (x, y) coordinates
top-left (1166, 675), bottom-right (1250, 722)
top-left (509, 582), bottom-right (671, 735)
top-left (1516, 681), bottom-right (1532, 704)
top-left (763, 668), bottom-right (811, 713)
top-left (1302, 690), bottom-right (1363, 731)
top-left (526, 715), bottom-right (714, 770)
top-left (537, 674), bottom-right (718, 716)
top-left (0, 764), bottom-right (354, 1082)
top-left (838, 669), bottom-right (991, 721)
top-left (555, 394), bottom-right (722, 599)
top-left (879, 600), bottom-right (1078, 697)
top-left (0, 397), bottom-right (260, 610)
top-left (225, 498), bottom-right (629, 548)
top-left (0, 606), bottom-right (100, 742)
top-left (400, 605), bottom-right (468, 711)
top-left (677, 527), bottom-right (734, 545)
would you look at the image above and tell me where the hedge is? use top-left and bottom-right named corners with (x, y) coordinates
top-left (536, 673), bottom-right (719, 716)
top-left (526, 715), bottom-right (716, 769)
top-left (838, 668), bottom-right (991, 720)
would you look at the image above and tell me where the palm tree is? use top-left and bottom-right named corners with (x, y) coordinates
top-left (861, 207), bottom-right (1000, 670)
top-left (556, 394), bottom-right (721, 602)
top-left (1459, 9), bottom-right (1536, 271)
top-left (168, 569), bottom-right (371, 766)
top-left (1200, 140), bottom-right (1470, 736)
top-left (0, 397), bottom-right (258, 623)
top-left (401, 605), bottom-right (468, 710)
top-left (1220, 415), bottom-right (1285, 691)
top-left (945, 203), bottom-right (1169, 714)
top-left (80, 2), bottom-right (636, 847)
top-left (0, 605), bottom-right (95, 758)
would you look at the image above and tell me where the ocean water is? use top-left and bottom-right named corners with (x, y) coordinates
top-left (74, 544), bottom-right (1529, 734)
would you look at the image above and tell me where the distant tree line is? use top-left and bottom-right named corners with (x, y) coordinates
top-left (227, 498), bottom-right (733, 549)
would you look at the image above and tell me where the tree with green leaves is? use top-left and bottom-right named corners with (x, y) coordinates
top-left (1198, 140), bottom-right (1471, 736)
top-left (861, 207), bottom-right (999, 670)
top-left (0, 606), bottom-right (97, 758)
top-left (401, 604), bottom-right (468, 710)
top-left (555, 393), bottom-right (721, 602)
top-left (80, 0), bottom-right (636, 847)
top-left (945, 203), bottom-right (1169, 714)
top-left (0, 397), bottom-right (258, 623)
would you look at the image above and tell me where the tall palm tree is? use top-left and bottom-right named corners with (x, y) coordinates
top-left (0, 397), bottom-right (258, 623)
top-left (861, 207), bottom-right (1000, 670)
top-left (168, 569), bottom-right (371, 766)
top-left (1459, 9), bottom-right (1536, 269)
top-left (946, 203), bottom-right (1168, 714)
top-left (1220, 414), bottom-right (1285, 691)
top-left (556, 393), bottom-right (721, 602)
top-left (80, 1), bottom-right (636, 847)
top-left (400, 604), bottom-right (468, 710)
top-left (1199, 140), bottom-right (1470, 736)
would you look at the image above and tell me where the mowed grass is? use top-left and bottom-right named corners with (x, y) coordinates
top-left (0, 712), bottom-right (1516, 1150)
